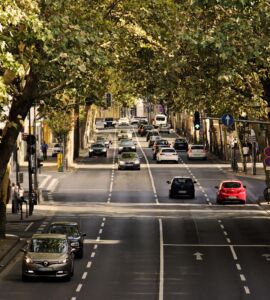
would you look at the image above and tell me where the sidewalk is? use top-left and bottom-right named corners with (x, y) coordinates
top-left (0, 208), bottom-right (46, 273)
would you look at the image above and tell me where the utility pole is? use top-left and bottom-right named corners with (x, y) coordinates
top-left (27, 111), bottom-right (32, 216)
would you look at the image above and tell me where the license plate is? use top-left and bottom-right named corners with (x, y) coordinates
top-left (126, 164), bottom-right (133, 166)
top-left (38, 267), bottom-right (53, 272)
top-left (178, 191), bottom-right (187, 194)
top-left (228, 196), bottom-right (237, 199)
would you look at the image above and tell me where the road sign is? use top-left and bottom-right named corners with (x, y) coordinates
top-left (264, 147), bottom-right (270, 167)
top-left (221, 114), bottom-right (234, 127)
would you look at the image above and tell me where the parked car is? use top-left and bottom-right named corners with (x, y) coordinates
top-left (21, 233), bottom-right (75, 281)
top-left (187, 144), bottom-right (207, 160)
top-left (146, 130), bottom-right (159, 141)
top-left (118, 129), bottom-right (133, 140)
top-left (148, 135), bottom-right (161, 147)
top-left (118, 117), bottom-right (130, 126)
top-left (89, 143), bottom-right (107, 157)
top-left (118, 152), bottom-right (141, 170)
top-left (215, 180), bottom-right (246, 204)
top-left (118, 140), bottom-right (136, 154)
top-left (173, 138), bottom-right (188, 151)
top-left (140, 125), bottom-right (154, 136)
top-left (52, 143), bottom-right (63, 157)
top-left (156, 147), bottom-right (178, 163)
top-left (104, 118), bottom-right (116, 128)
top-left (95, 119), bottom-right (105, 129)
top-left (47, 221), bottom-right (86, 258)
top-left (167, 177), bottom-right (196, 199)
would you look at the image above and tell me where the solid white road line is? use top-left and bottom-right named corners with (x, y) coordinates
top-left (159, 219), bottom-right (164, 300)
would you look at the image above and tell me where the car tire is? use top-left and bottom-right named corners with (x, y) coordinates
top-left (22, 274), bottom-right (29, 282)
top-left (216, 198), bottom-right (221, 204)
top-left (190, 193), bottom-right (195, 199)
top-left (77, 248), bottom-right (84, 259)
top-left (104, 153), bottom-right (107, 157)
top-left (169, 191), bottom-right (174, 199)
top-left (89, 154), bottom-right (92, 158)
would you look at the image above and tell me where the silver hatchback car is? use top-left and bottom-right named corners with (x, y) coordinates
top-left (21, 234), bottom-right (75, 281)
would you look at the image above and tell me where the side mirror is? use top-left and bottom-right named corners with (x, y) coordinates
top-left (82, 233), bottom-right (86, 237)
top-left (215, 186), bottom-right (218, 189)
top-left (166, 180), bottom-right (171, 184)
top-left (193, 181), bottom-right (197, 184)
top-left (243, 185), bottom-right (246, 189)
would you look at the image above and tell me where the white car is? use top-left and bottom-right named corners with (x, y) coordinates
top-left (118, 118), bottom-right (130, 126)
top-left (187, 144), bottom-right (207, 160)
top-left (156, 147), bottom-right (178, 163)
top-left (118, 130), bottom-right (133, 140)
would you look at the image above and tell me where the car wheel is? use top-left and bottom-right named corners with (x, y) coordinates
top-left (216, 198), bottom-right (221, 204)
top-left (190, 193), bottom-right (195, 199)
top-left (76, 248), bottom-right (84, 259)
top-left (169, 191), bottom-right (174, 199)
top-left (104, 153), bottom-right (107, 157)
top-left (22, 274), bottom-right (29, 282)
top-left (89, 154), bottom-right (92, 158)
top-left (187, 156), bottom-right (190, 160)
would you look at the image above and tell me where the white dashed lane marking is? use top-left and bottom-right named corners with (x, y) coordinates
top-left (76, 284), bottom-right (83, 292)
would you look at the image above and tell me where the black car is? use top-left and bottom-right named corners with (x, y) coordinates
top-left (104, 118), bottom-right (116, 128)
top-left (89, 143), bottom-right (107, 157)
top-left (167, 176), bottom-right (196, 199)
top-left (146, 130), bottom-right (159, 141)
top-left (174, 138), bottom-right (188, 151)
top-left (48, 222), bottom-right (86, 258)
top-left (140, 125), bottom-right (154, 136)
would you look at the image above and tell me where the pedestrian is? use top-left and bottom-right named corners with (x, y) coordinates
top-left (41, 141), bottom-right (48, 161)
top-left (11, 182), bottom-right (19, 213)
top-left (18, 184), bottom-right (25, 205)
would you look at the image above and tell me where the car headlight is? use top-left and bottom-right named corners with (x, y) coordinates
top-left (89, 149), bottom-right (93, 152)
top-left (25, 256), bottom-right (32, 264)
top-left (134, 159), bottom-right (140, 164)
top-left (119, 161), bottom-right (125, 165)
top-left (131, 146), bottom-right (136, 149)
top-left (119, 147), bottom-right (123, 150)
top-left (102, 148), bottom-right (106, 152)
top-left (59, 258), bottom-right (67, 264)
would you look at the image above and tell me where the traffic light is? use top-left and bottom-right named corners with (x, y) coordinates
top-left (26, 134), bottom-right (36, 145)
top-left (194, 111), bottom-right (201, 130)
top-left (105, 93), bottom-right (112, 107)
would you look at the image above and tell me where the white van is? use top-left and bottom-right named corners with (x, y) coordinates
top-left (153, 114), bottom-right (167, 128)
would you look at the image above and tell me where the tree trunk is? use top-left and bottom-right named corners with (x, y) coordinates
top-left (0, 73), bottom-right (37, 236)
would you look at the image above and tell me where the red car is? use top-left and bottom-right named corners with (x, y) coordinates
top-left (216, 180), bottom-right (246, 204)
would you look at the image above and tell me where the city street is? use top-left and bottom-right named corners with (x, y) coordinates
top-left (0, 128), bottom-right (269, 300)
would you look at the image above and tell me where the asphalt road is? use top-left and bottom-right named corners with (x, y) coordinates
top-left (1, 127), bottom-right (270, 300)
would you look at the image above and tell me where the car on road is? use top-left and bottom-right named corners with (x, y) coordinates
top-left (47, 222), bottom-right (86, 258)
top-left (140, 124), bottom-right (154, 136)
top-left (118, 117), bottom-right (130, 126)
top-left (52, 143), bottom-right (63, 157)
top-left (173, 138), bottom-right (188, 151)
top-left (156, 147), bottom-right (178, 163)
top-left (118, 152), bottom-right (141, 170)
top-left (148, 135), bottom-right (161, 147)
top-left (158, 124), bottom-right (171, 134)
top-left (215, 180), bottom-right (246, 204)
top-left (118, 140), bottom-right (136, 154)
top-left (187, 144), bottom-right (207, 160)
top-left (146, 130), bottom-right (159, 141)
top-left (96, 136), bottom-right (111, 148)
top-left (152, 140), bottom-right (170, 160)
top-left (167, 177), bottom-right (196, 199)
top-left (89, 143), bottom-right (107, 157)
top-left (21, 233), bottom-right (75, 281)
top-left (118, 129), bottom-right (133, 140)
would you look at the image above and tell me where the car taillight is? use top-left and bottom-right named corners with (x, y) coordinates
top-left (160, 153), bottom-right (164, 155)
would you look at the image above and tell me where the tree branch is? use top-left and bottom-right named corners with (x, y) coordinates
top-left (37, 79), bottom-right (73, 99)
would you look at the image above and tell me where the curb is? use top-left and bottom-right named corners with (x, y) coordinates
top-left (0, 235), bottom-right (26, 274)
